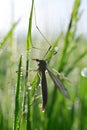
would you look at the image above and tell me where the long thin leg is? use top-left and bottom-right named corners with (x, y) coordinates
top-left (34, 2), bottom-right (52, 59)
top-left (34, 3), bottom-right (51, 47)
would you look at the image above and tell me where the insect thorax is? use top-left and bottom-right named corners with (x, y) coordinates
top-left (36, 59), bottom-right (47, 72)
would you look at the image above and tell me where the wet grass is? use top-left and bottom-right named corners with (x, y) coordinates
top-left (0, 0), bottom-right (87, 130)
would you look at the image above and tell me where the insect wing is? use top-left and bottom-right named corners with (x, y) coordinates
top-left (41, 71), bottom-right (48, 110)
top-left (47, 68), bottom-right (70, 99)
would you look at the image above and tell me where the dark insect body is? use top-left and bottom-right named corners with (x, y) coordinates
top-left (33, 59), bottom-right (70, 110)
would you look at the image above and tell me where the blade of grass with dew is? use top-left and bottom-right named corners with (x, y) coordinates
top-left (65, 50), bottom-right (87, 76)
top-left (23, 0), bottom-right (34, 129)
top-left (46, 0), bottom-right (81, 129)
top-left (64, 35), bottom-right (82, 63)
top-left (0, 20), bottom-right (19, 49)
top-left (14, 55), bottom-right (22, 130)
top-left (59, 0), bottom-right (81, 72)
top-left (23, 0), bottom-right (34, 109)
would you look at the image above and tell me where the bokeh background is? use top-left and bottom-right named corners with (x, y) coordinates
top-left (0, 0), bottom-right (87, 36)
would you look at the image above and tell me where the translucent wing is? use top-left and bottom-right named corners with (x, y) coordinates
top-left (47, 68), bottom-right (70, 99)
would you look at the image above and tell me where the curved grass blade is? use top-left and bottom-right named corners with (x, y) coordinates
top-left (0, 20), bottom-right (19, 49)
top-left (14, 55), bottom-right (22, 130)
top-left (65, 50), bottom-right (87, 76)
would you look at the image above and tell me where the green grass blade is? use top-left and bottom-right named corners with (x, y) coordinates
top-left (65, 50), bottom-right (87, 76)
top-left (23, 0), bottom-right (34, 110)
top-left (14, 55), bottom-right (22, 130)
top-left (64, 35), bottom-right (82, 64)
top-left (26, 0), bottom-right (34, 51)
top-left (0, 20), bottom-right (19, 48)
top-left (23, 0), bottom-right (34, 129)
top-left (59, 0), bottom-right (81, 72)
top-left (31, 73), bottom-right (40, 97)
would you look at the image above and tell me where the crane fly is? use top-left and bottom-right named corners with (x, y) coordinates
top-left (32, 59), bottom-right (70, 110)
top-left (31, 2), bottom-right (70, 110)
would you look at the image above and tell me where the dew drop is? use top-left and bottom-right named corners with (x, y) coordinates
top-left (21, 66), bottom-right (23, 69)
top-left (39, 83), bottom-right (41, 87)
top-left (20, 72), bottom-right (23, 77)
top-left (54, 46), bottom-right (59, 55)
top-left (42, 109), bottom-right (45, 113)
top-left (45, 70), bottom-right (47, 73)
top-left (28, 86), bottom-right (32, 90)
top-left (25, 105), bottom-right (28, 113)
top-left (55, 46), bottom-right (59, 52)
top-left (81, 67), bottom-right (87, 77)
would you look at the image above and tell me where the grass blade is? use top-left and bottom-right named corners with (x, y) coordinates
top-left (23, 0), bottom-right (34, 110)
top-left (26, 0), bottom-right (34, 51)
top-left (65, 50), bottom-right (87, 76)
top-left (31, 73), bottom-right (40, 97)
top-left (14, 55), bottom-right (22, 130)
top-left (0, 20), bottom-right (19, 48)
top-left (23, 0), bottom-right (34, 129)
top-left (59, 0), bottom-right (81, 72)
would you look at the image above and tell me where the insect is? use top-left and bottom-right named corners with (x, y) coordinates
top-left (32, 59), bottom-right (70, 110)
top-left (31, 2), bottom-right (70, 110)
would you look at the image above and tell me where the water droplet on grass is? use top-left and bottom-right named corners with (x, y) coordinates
top-left (39, 83), bottom-right (41, 87)
top-left (81, 67), bottom-right (87, 77)
top-left (20, 72), bottom-right (23, 77)
top-left (54, 46), bottom-right (59, 55)
top-left (25, 105), bottom-right (28, 113)
top-left (42, 109), bottom-right (45, 112)
top-left (28, 86), bottom-right (32, 90)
